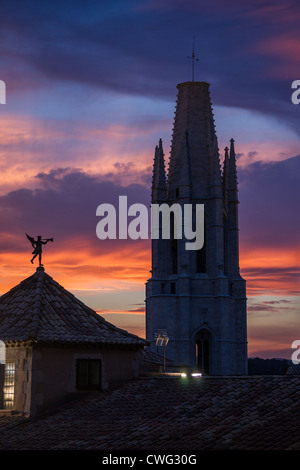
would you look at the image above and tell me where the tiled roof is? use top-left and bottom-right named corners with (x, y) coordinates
top-left (0, 375), bottom-right (299, 450)
top-left (0, 267), bottom-right (146, 348)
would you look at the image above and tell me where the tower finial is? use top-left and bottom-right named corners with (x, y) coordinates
top-left (228, 138), bottom-right (238, 192)
top-left (187, 35), bottom-right (199, 82)
top-left (26, 233), bottom-right (54, 268)
top-left (152, 139), bottom-right (167, 203)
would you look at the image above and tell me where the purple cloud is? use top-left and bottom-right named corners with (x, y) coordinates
top-left (0, 0), bottom-right (299, 134)
top-left (238, 154), bottom-right (300, 247)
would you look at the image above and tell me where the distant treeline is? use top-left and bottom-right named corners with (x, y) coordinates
top-left (248, 357), bottom-right (295, 375)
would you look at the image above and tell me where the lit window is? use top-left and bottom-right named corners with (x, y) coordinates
top-left (3, 362), bottom-right (15, 409)
top-left (76, 359), bottom-right (101, 390)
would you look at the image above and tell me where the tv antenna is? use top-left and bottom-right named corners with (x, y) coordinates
top-left (187, 35), bottom-right (199, 82)
top-left (154, 329), bottom-right (169, 372)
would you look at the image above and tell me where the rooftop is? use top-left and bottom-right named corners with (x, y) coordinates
top-left (0, 267), bottom-right (146, 349)
top-left (0, 375), bottom-right (299, 450)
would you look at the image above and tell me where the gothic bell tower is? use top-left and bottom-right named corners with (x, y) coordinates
top-left (145, 81), bottom-right (247, 375)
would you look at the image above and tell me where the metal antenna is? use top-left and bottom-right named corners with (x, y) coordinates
top-left (187, 35), bottom-right (199, 82)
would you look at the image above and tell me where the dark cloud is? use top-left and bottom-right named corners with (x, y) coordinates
top-left (248, 299), bottom-right (292, 313)
top-left (0, 0), bottom-right (299, 133)
top-left (0, 154), bottom-right (298, 260)
top-left (0, 167), bottom-right (151, 255)
top-left (238, 154), bottom-right (300, 247)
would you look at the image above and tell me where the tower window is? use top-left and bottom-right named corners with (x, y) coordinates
top-left (196, 330), bottom-right (211, 375)
top-left (170, 282), bottom-right (176, 294)
top-left (196, 339), bottom-right (210, 375)
top-left (196, 246), bottom-right (206, 273)
top-left (175, 187), bottom-right (179, 198)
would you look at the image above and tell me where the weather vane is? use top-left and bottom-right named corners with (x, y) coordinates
top-left (187, 35), bottom-right (199, 82)
top-left (26, 233), bottom-right (53, 267)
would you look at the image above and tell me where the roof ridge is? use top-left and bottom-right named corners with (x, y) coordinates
top-left (28, 268), bottom-right (46, 339)
top-left (33, 269), bottom-right (143, 341)
top-left (0, 273), bottom-right (35, 300)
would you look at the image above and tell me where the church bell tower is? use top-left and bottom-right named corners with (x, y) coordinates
top-left (145, 81), bottom-right (247, 375)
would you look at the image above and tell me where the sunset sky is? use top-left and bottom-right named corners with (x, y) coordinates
top-left (0, 0), bottom-right (299, 359)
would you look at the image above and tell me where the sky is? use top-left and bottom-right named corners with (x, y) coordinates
top-left (0, 0), bottom-right (299, 360)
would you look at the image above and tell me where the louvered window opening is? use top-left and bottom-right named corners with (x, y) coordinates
top-left (76, 359), bottom-right (102, 390)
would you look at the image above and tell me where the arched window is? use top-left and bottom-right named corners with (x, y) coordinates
top-left (195, 329), bottom-right (211, 375)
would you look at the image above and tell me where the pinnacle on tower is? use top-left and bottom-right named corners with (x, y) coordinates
top-left (228, 138), bottom-right (238, 196)
top-left (223, 146), bottom-right (229, 199)
top-left (151, 138), bottom-right (167, 203)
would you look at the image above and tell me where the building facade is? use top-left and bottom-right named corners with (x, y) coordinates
top-left (146, 81), bottom-right (247, 375)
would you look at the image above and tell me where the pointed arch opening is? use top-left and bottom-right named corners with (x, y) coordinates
top-left (195, 329), bottom-right (212, 375)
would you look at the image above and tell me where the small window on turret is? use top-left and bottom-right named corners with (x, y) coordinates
top-left (170, 282), bottom-right (176, 294)
top-left (175, 188), bottom-right (179, 198)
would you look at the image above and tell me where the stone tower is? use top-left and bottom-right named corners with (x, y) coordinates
top-left (145, 81), bottom-right (247, 375)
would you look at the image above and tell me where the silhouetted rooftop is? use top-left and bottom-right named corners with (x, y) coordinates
top-left (0, 375), bottom-right (299, 450)
top-left (0, 267), bottom-right (146, 349)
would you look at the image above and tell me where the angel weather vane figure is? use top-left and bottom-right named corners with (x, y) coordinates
top-left (26, 234), bottom-right (53, 267)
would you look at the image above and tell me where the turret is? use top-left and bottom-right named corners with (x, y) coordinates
top-left (227, 138), bottom-right (240, 277)
top-left (223, 146), bottom-right (229, 200)
top-left (228, 138), bottom-right (238, 198)
top-left (151, 139), bottom-right (167, 204)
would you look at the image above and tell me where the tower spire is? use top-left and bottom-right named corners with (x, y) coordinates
top-left (146, 83), bottom-right (247, 376)
top-left (168, 81), bottom-right (221, 199)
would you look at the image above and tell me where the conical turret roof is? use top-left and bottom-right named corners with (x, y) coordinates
top-left (0, 267), bottom-right (146, 349)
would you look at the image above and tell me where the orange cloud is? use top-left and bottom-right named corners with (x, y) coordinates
top-left (240, 244), bottom-right (299, 295)
top-left (0, 237), bottom-right (151, 293)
